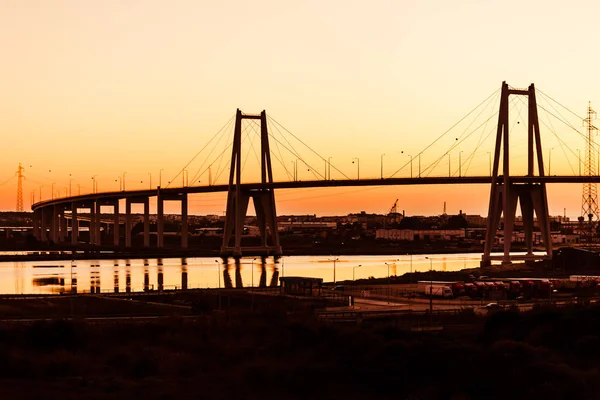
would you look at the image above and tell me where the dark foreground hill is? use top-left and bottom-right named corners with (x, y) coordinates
top-left (0, 293), bottom-right (598, 399)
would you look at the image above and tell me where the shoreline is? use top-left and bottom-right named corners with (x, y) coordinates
top-left (0, 246), bottom-right (495, 262)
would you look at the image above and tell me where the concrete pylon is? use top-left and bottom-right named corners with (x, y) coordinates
top-left (482, 82), bottom-right (552, 266)
top-left (221, 109), bottom-right (281, 257)
top-left (71, 203), bottom-right (78, 245)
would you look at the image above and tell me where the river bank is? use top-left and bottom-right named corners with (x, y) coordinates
top-left (0, 243), bottom-right (546, 262)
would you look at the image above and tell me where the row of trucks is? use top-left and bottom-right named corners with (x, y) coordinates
top-left (417, 278), bottom-right (553, 299)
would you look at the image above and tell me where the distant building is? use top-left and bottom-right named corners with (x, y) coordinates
top-left (376, 229), bottom-right (465, 241)
top-left (278, 221), bottom-right (337, 232)
top-left (464, 215), bottom-right (487, 227)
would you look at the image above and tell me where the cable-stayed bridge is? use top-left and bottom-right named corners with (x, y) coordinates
top-left (30, 82), bottom-right (600, 266)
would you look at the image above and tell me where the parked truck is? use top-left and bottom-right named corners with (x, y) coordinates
top-left (417, 281), bottom-right (453, 298)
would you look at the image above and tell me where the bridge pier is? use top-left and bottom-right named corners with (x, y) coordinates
top-left (482, 82), bottom-right (552, 265)
top-left (71, 202), bottom-right (78, 245)
top-left (143, 198), bottom-right (150, 247)
top-left (59, 208), bottom-right (67, 243)
top-left (157, 191), bottom-right (164, 248)
top-left (125, 198), bottom-right (132, 247)
top-left (221, 109), bottom-right (281, 257)
top-left (50, 205), bottom-right (59, 243)
top-left (181, 193), bottom-right (188, 249)
top-left (33, 209), bottom-right (40, 241)
top-left (94, 202), bottom-right (101, 246)
top-left (112, 200), bottom-right (119, 246)
top-left (88, 202), bottom-right (95, 245)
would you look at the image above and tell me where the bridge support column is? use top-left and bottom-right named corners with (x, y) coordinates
top-left (89, 203), bottom-right (95, 245)
top-left (71, 203), bottom-right (78, 245)
top-left (33, 210), bottom-right (40, 241)
top-left (157, 191), bottom-right (164, 248)
top-left (181, 194), bottom-right (188, 249)
top-left (59, 209), bottom-right (67, 242)
top-left (143, 198), bottom-right (150, 247)
top-left (51, 205), bottom-right (59, 243)
top-left (113, 200), bottom-right (120, 246)
top-left (125, 199), bottom-right (132, 248)
top-left (40, 208), bottom-right (48, 242)
top-left (95, 202), bottom-right (101, 246)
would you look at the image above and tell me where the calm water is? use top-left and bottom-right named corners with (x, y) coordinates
top-left (0, 252), bottom-right (531, 295)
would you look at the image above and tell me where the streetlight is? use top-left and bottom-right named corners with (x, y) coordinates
top-left (51, 182), bottom-right (56, 199)
top-left (329, 257), bottom-right (339, 284)
top-left (69, 174), bottom-right (73, 197)
top-left (425, 256), bottom-right (433, 312)
top-left (214, 260), bottom-right (220, 289)
top-left (291, 161), bottom-right (296, 181)
top-left (380, 154), bottom-right (385, 179)
top-left (116, 176), bottom-right (122, 191)
top-left (251, 257), bottom-right (256, 287)
top-left (407, 154), bottom-right (413, 178)
top-left (91, 176), bottom-right (97, 194)
top-left (548, 147), bottom-right (554, 176)
top-left (418, 154), bottom-right (421, 178)
top-left (122, 172), bottom-right (127, 191)
top-left (328, 157), bottom-right (332, 180)
top-left (352, 264), bottom-right (362, 281)
top-left (578, 149), bottom-right (581, 176)
top-left (385, 259), bottom-right (399, 304)
top-left (448, 153), bottom-right (451, 177)
top-left (487, 152), bottom-right (491, 177)
top-left (352, 158), bottom-right (360, 180)
top-left (459, 151), bottom-right (463, 178)
top-left (159, 169), bottom-right (164, 187)
top-left (148, 173), bottom-right (152, 189)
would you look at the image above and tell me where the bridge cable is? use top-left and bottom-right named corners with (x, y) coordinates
top-left (267, 115), bottom-right (349, 180)
top-left (188, 116), bottom-right (236, 186)
top-left (461, 92), bottom-right (500, 176)
top-left (421, 104), bottom-right (502, 177)
top-left (266, 119), bottom-right (327, 180)
top-left (166, 113), bottom-right (235, 188)
top-left (424, 91), bottom-right (501, 177)
top-left (387, 87), bottom-right (501, 179)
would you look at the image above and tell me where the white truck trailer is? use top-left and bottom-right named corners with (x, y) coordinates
top-left (417, 282), bottom-right (453, 298)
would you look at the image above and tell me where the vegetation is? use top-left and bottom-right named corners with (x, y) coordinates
top-left (0, 293), bottom-right (598, 398)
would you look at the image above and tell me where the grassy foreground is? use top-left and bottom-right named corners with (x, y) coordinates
top-left (0, 292), bottom-right (598, 399)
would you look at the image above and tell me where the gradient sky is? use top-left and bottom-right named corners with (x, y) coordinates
top-left (2, 0), bottom-right (600, 218)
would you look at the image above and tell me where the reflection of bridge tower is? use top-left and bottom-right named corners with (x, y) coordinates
top-left (221, 109), bottom-right (281, 257)
top-left (482, 82), bottom-right (552, 266)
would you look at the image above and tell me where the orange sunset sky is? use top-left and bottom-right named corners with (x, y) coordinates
top-left (2, 0), bottom-right (600, 218)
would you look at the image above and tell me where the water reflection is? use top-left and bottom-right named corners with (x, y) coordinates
top-left (144, 267), bottom-right (150, 292)
top-left (71, 262), bottom-right (78, 294)
top-left (181, 258), bottom-right (188, 290)
top-left (157, 264), bottom-right (164, 292)
top-left (234, 258), bottom-right (242, 288)
top-left (113, 262), bottom-right (119, 293)
top-left (90, 268), bottom-right (100, 294)
top-left (125, 265), bottom-right (131, 294)
top-left (33, 276), bottom-right (64, 286)
top-left (7, 252), bottom-right (538, 296)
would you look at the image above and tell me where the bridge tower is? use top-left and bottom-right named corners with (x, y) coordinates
top-left (482, 82), bottom-right (552, 266)
top-left (221, 109), bottom-right (281, 257)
